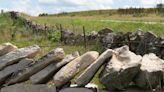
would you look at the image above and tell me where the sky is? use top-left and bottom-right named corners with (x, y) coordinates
top-left (0, 0), bottom-right (163, 16)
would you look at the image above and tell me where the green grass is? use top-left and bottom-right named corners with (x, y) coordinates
top-left (28, 16), bottom-right (164, 36)
top-left (0, 13), bottom-right (90, 54)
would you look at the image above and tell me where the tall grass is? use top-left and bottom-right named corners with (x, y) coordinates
top-left (0, 13), bottom-right (92, 56)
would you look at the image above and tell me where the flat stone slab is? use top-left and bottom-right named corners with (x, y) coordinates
top-left (53, 51), bottom-right (99, 87)
top-left (1, 84), bottom-right (57, 92)
top-left (59, 88), bottom-right (96, 92)
top-left (0, 45), bottom-right (40, 70)
top-left (30, 52), bottom-right (79, 84)
top-left (0, 43), bottom-right (17, 56)
top-left (6, 48), bottom-right (65, 85)
top-left (0, 59), bottom-right (34, 85)
top-left (76, 49), bottom-right (113, 86)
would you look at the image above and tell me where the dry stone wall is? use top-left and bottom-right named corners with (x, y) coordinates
top-left (0, 42), bottom-right (163, 92)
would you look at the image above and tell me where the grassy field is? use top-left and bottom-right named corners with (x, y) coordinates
top-left (0, 11), bottom-right (164, 89)
top-left (27, 15), bottom-right (164, 36)
top-left (0, 13), bottom-right (90, 55)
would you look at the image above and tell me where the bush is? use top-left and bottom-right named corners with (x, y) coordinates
top-left (48, 31), bottom-right (61, 42)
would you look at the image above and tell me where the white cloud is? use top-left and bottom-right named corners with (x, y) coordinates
top-left (2, 0), bottom-right (30, 13)
top-left (38, 0), bottom-right (113, 8)
top-left (2, 0), bottom-right (42, 16)
top-left (38, 0), bottom-right (113, 5)
top-left (3, 0), bottom-right (159, 16)
top-left (140, 0), bottom-right (157, 7)
top-left (38, 0), bottom-right (113, 14)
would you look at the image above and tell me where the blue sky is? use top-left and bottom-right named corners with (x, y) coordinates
top-left (0, 0), bottom-right (163, 16)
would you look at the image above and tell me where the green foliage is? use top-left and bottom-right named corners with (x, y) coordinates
top-left (48, 31), bottom-right (61, 42)
top-left (39, 13), bottom-right (49, 16)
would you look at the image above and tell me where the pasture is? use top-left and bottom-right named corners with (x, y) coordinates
top-left (28, 15), bottom-right (164, 36)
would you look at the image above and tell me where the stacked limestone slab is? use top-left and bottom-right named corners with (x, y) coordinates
top-left (53, 51), bottom-right (99, 87)
top-left (0, 43), bottom-right (41, 86)
top-left (30, 51), bottom-right (80, 84)
top-left (0, 45), bottom-right (40, 70)
top-left (0, 42), bottom-right (100, 91)
top-left (0, 43), bottom-right (17, 56)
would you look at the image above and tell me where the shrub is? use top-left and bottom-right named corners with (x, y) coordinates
top-left (48, 31), bottom-right (61, 42)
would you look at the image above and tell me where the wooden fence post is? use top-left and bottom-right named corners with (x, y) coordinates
top-left (60, 24), bottom-right (63, 42)
top-left (83, 26), bottom-right (87, 49)
top-left (44, 23), bottom-right (48, 38)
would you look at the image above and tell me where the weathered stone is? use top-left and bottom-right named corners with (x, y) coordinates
top-left (127, 30), bottom-right (145, 54)
top-left (142, 31), bottom-right (157, 55)
top-left (53, 51), bottom-right (99, 87)
top-left (0, 43), bottom-right (17, 56)
top-left (6, 48), bottom-right (65, 85)
top-left (160, 36), bottom-right (164, 45)
top-left (99, 46), bottom-right (142, 90)
top-left (1, 84), bottom-right (57, 92)
top-left (62, 30), bottom-right (75, 44)
top-left (87, 31), bottom-right (98, 41)
top-left (142, 31), bottom-right (157, 43)
top-left (30, 51), bottom-right (79, 84)
top-left (134, 53), bottom-right (164, 90)
top-left (59, 88), bottom-right (95, 92)
top-left (101, 33), bottom-right (125, 50)
top-left (0, 45), bottom-right (40, 70)
top-left (101, 33), bottom-right (117, 48)
top-left (0, 59), bottom-right (33, 85)
top-left (128, 31), bottom-right (157, 55)
top-left (76, 49), bottom-right (113, 86)
top-left (98, 28), bottom-right (113, 36)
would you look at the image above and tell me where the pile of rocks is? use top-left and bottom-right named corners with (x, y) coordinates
top-left (9, 11), bottom-right (53, 36)
top-left (0, 42), bottom-right (164, 92)
top-left (61, 28), bottom-right (163, 59)
top-left (99, 29), bottom-right (164, 59)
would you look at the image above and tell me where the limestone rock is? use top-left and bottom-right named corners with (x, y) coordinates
top-left (76, 49), bottom-right (113, 86)
top-left (99, 46), bottom-right (142, 90)
top-left (128, 31), bottom-right (157, 55)
top-left (98, 28), bottom-right (113, 36)
top-left (30, 51), bottom-right (79, 84)
top-left (6, 48), bottom-right (65, 85)
top-left (87, 31), bottom-right (98, 41)
top-left (0, 59), bottom-right (33, 85)
top-left (53, 51), bottom-right (99, 87)
top-left (0, 45), bottom-right (40, 70)
top-left (134, 53), bottom-right (164, 90)
top-left (0, 43), bottom-right (17, 56)
top-left (101, 33), bottom-right (125, 49)
top-left (1, 84), bottom-right (57, 92)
